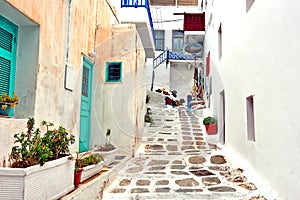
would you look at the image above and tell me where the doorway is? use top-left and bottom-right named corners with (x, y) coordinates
top-left (219, 90), bottom-right (225, 144)
top-left (79, 57), bottom-right (93, 152)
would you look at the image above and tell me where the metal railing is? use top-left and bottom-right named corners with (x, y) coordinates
top-left (151, 49), bottom-right (169, 91)
top-left (121, 0), bottom-right (155, 42)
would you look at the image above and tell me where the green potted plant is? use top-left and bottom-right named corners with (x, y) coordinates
top-left (74, 152), bottom-right (103, 187)
top-left (0, 118), bottom-right (76, 199)
top-left (92, 129), bottom-right (117, 166)
top-left (144, 114), bottom-right (152, 127)
top-left (203, 116), bottom-right (217, 134)
top-left (0, 92), bottom-right (19, 116)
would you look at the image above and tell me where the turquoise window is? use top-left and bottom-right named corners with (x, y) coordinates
top-left (0, 15), bottom-right (18, 96)
top-left (106, 62), bottom-right (122, 82)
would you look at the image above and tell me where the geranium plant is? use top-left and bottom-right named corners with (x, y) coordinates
top-left (9, 118), bottom-right (75, 168)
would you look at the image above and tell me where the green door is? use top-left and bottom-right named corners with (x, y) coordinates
top-left (79, 57), bottom-right (93, 152)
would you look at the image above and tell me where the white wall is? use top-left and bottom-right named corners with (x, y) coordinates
top-left (170, 62), bottom-right (195, 100)
top-left (205, 0), bottom-right (300, 199)
top-left (93, 25), bottom-right (147, 154)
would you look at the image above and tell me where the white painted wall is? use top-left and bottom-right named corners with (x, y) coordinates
top-left (92, 25), bottom-right (147, 154)
top-left (146, 56), bottom-right (171, 91)
top-left (204, 0), bottom-right (300, 199)
top-left (148, 5), bottom-right (202, 94)
top-left (170, 62), bottom-right (195, 100)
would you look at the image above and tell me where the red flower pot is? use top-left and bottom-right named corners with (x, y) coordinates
top-left (205, 123), bottom-right (217, 135)
top-left (74, 168), bottom-right (83, 188)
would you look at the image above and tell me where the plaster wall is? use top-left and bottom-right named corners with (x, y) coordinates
top-left (151, 6), bottom-right (200, 30)
top-left (93, 24), bottom-right (147, 154)
top-left (204, 0), bottom-right (300, 199)
top-left (0, 0), bottom-right (113, 158)
top-left (170, 62), bottom-right (195, 100)
top-left (146, 56), bottom-right (171, 91)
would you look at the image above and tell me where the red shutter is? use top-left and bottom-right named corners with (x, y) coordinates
top-left (206, 52), bottom-right (210, 76)
top-left (183, 13), bottom-right (205, 31)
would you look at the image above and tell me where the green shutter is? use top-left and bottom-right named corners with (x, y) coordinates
top-left (0, 16), bottom-right (18, 96)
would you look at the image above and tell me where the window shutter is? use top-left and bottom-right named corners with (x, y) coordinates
top-left (0, 17), bottom-right (17, 96)
top-left (0, 56), bottom-right (11, 94)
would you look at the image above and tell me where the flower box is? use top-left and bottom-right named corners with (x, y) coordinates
top-left (0, 156), bottom-right (74, 200)
top-left (92, 148), bottom-right (118, 166)
top-left (80, 161), bottom-right (104, 182)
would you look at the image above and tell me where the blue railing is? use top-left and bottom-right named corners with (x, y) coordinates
top-left (151, 49), bottom-right (169, 91)
top-left (121, 0), bottom-right (155, 42)
top-left (153, 49), bottom-right (169, 69)
top-left (121, 0), bottom-right (146, 7)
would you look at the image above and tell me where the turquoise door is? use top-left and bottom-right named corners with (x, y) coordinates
top-left (79, 57), bottom-right (93, 152)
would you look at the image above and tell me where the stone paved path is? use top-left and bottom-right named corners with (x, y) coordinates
top-left (103, 105), bottom-right (265, 200)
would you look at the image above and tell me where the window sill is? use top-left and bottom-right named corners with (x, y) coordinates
top-left (0, 116), bottom-right (27, 121)
top-left (104, 81), bottom-right (123, 84)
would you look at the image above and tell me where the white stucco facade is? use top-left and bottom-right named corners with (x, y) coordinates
top-left (204, 0), bottom-right (300, 199)
top-left (0, 0), bottom-right (152, 163)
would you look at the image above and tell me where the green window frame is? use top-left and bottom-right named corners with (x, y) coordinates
top-left (106, 62), bottom-right (122, 82)
top-left (0, 15), bottom-right (18, 97)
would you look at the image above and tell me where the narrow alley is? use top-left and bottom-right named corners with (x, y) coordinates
top-left (100, 91), bottom-right (265, 200)
top-left (2, 1), bottom-right (299, 199)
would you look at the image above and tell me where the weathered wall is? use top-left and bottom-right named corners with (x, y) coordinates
top-left (0, 0), bottom-right (114, 160)
top-left (170, 62), bottom-right (195, 100)
top-left (93, 24), bottom-right (147, 154)
top-left (204, 0), bottom-right (300, 199)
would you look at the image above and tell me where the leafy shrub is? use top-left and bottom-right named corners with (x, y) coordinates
top-left (9, 118), bottom-right (75, 168)
top-left (203, 116), bottom-right (217, 125)
top-left (76, 154), bottom-right (103, 168)
top-left (144, 114), bottom-right (152, 123)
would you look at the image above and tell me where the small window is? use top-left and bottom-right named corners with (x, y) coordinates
top-left (106, 62), bottom-right (122, 82)
top-left (154, 30), bottom-right (165, 51)
top-left (246, 95), bottom-right (255, 141)
top-left (246, 0), bottom-right (255, 12)
top-left (172, 30), bottom-right (184, 52)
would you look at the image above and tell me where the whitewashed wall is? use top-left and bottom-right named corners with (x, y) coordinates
top-left (204, 0), bottom-right (300, 199)
top-left (93, 25), bottom-right (147, 154)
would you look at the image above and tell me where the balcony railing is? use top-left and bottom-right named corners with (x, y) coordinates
top-left (121, 0), bottom-right (155, 42)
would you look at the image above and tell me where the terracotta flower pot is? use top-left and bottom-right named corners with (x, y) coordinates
top-left (74, 168), bottom-right (83, 188)
top-left (205, 123), bottom-right (217, 135)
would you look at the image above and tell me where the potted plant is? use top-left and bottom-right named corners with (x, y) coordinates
top-left (0, 118), bottom-right (76, 199)
top-left (203, 116), bottom-right (217, 135)
top-left (74, 152), bottom-right (104, 187)
top-left (0, 92), bottom-right (19, 116)
top-left (144, 114), bottom-right (152, 127)
top-left (92, 129), bottom-right (117, 166)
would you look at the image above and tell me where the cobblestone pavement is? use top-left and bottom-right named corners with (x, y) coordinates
top-left (103, 106), bottom-right (266, 200)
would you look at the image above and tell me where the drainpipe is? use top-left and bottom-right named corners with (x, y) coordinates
top-left (62, 0), bottom-right (72, 125)
top-left (65, 0), bottom-right (72, 64)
